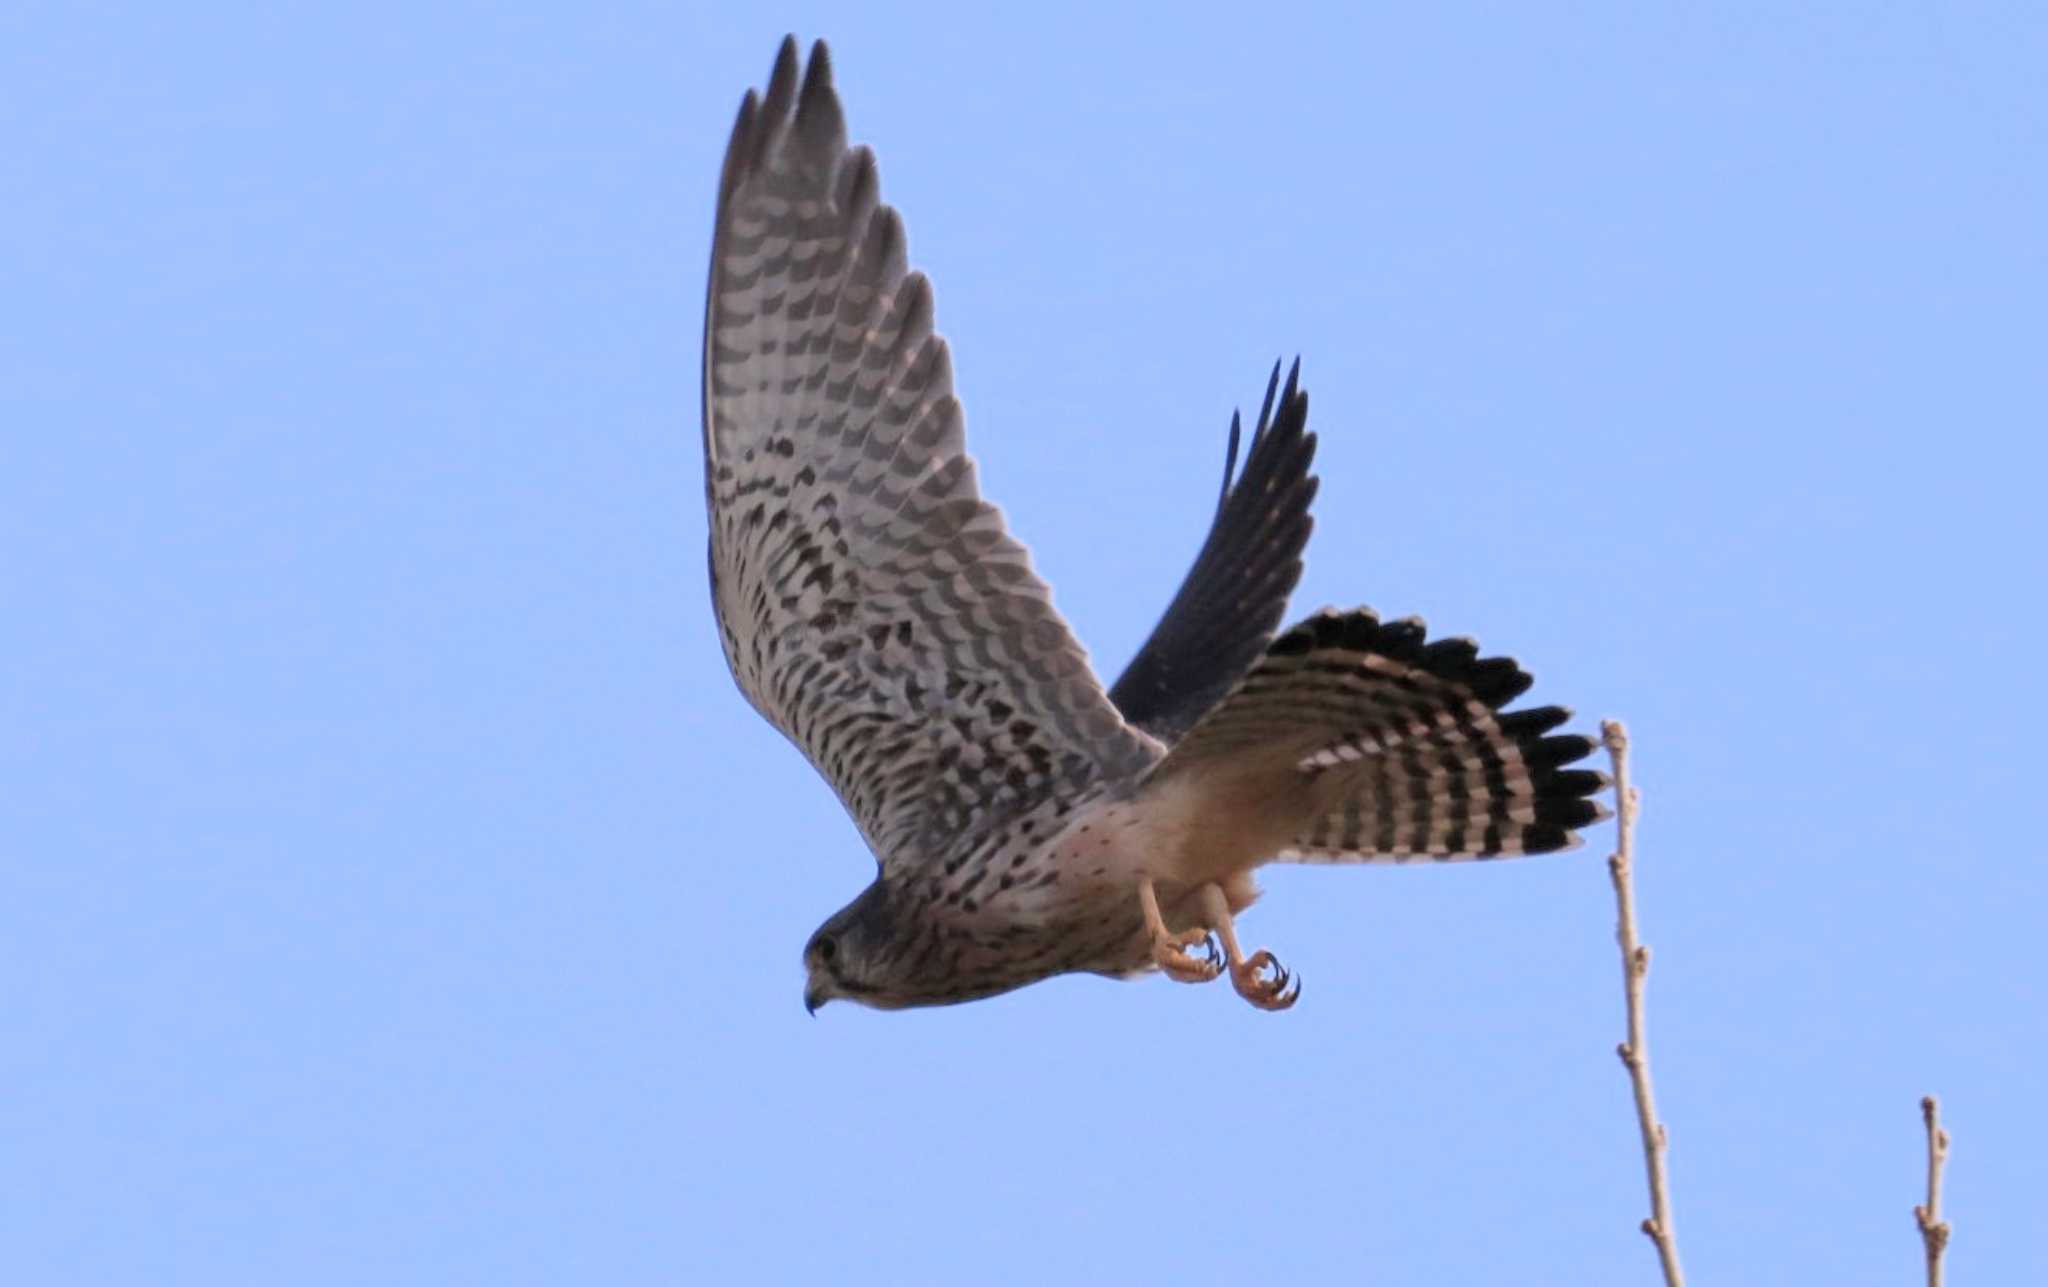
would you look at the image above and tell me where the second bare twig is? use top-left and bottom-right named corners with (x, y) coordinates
top-left (1603, 719), bottom-right (1685, 1287)
top-left (1916, 1095), bottom-right (1952, 1287)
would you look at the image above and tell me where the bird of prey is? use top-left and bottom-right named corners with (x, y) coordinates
top-left (702, 37), bottom-right (1608, 1013)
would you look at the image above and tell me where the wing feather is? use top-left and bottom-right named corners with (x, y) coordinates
top-left (703, 38), bottom-right (1158, 873)
top-left (1108, 361), bottom-right (1319, 741)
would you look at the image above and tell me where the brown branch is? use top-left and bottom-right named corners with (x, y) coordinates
top-left (1602, 719), bottom-right (1685, 1287)
top-left (1915, 1095), bottom-right (1952, 1287)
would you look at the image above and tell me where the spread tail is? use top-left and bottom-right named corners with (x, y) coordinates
top-left (1143, 608), bottom-right (1609, 861)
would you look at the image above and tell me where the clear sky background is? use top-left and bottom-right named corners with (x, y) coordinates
top-left (6, 3), bottom-right (2044, 1284)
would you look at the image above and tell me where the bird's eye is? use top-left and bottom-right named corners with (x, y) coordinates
top-left (817, 936), bottom-right (838, 963)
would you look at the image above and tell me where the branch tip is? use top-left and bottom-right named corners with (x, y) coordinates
top-left (1916, 1095), bottom-right (1951, 1285)
top-left (1603, 720), bottom-right (1683, 1287)
top-left (1600, 718), bottom-right (1628, 753)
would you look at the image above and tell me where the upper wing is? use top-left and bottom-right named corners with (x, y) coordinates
top-left (702, 38), bottom-right (1158, 874)
top-left (1108, 361), bottom-right (1318, 742)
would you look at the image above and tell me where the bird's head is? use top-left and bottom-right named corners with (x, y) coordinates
top-left (801, 879), bottom-right (1032, 1013)
top-left (802, 880), bottom-right (907, 1014)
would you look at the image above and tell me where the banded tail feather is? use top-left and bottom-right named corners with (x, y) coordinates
top-left (1147, 608), bottom-right (1609, 862)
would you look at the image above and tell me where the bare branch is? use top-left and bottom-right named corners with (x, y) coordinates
top-left (1602, 719), bottom-right (1685, 1287)
top-left (1915, 1095), bottom-right (1952, 1287)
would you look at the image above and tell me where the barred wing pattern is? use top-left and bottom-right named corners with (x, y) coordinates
top-left (1147, 609), bottom-right (1609, 860)
top-left (703, 39), bottom-right (1158, 874)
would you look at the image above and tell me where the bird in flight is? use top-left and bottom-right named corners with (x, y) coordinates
top-left (702, 37), bottom-right (1608, 1013)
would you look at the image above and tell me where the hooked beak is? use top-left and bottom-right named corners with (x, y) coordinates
top-left (804, 980), bottom-right (828, 1016)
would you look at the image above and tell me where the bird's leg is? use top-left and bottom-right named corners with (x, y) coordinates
top-left (1138, 877), bottom-right (1222, 984)
top-left (1199, 883), bottom-right (1300, 1011)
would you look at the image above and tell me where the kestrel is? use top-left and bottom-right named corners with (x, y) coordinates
top-left (702, 38), bottom-right (1608, 1013)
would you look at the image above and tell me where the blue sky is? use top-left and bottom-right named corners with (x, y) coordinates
top-left (6, 3), bottom-right (2044, 1283)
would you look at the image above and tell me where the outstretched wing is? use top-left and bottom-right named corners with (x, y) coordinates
top-left (703, 38), bottom-right (1158, 874)
top-left (1109, 361), bottom-right (1318, 742)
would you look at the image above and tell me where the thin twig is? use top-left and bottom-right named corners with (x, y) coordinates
top-left (1916, 1095), bottom-right (1952, 1287)
top-left (1602, 720), bottom-right (1685, 1287)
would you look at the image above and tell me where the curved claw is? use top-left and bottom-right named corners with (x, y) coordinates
top-left (1270, 971), bottom-right (1301, 1009)
top-left (1233, 948), bottom-right (1301, 1011)
top-left (1155, 927), bottom-right (1224, 984)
